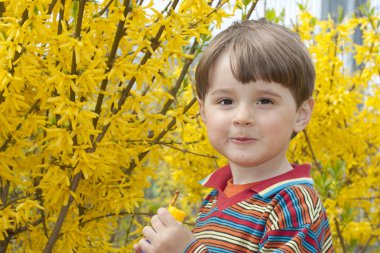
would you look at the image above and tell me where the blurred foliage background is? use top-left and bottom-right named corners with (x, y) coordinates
top-left (0, 0), bottom-right (378, 252)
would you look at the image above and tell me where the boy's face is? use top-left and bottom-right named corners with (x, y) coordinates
top-left (199, 53), bottom-right (313, 171)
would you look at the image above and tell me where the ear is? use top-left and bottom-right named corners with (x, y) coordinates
top-left (197, 97), bottom-right (206, 122)
top-left (293, 97), bottom-right (314, 133)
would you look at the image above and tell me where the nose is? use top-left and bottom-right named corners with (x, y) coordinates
top-left (233, 104), bottom-right (254, 127)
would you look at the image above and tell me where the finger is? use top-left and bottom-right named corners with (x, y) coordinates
top-left (157, 207), bottom-right (177, 226)
top-left (151, 214), bottom-right (166, 232)
top-left (133, 244), bottom-right (142, 253)
top-left (142, 226), bottom-right (156, 242)
top-left (138, 238), bottom-right (153, 253)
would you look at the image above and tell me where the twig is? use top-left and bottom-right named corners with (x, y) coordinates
top-left (125, 214), bottom-right (135, 244)
top-left (0, 9), bottom-right (28, 104)
top-left (43, 172), bottom-right (83, 253)
top-left (69, 0), bottom-right (86, 103)
top-left (0, 99), bottom-right (40, 152)
top-left (329, 32), bottom-right (339, 90)
top-left (190, 0), bottom-right (228, 28)
top-left (245, 0), bottom-right (259, 20)
top-left (125, 97), bottom-right (198, 174)
top-left (43, 1), bottom-right (88, 251)
top-left (302, 129), bottom-right (322, 172)
top-left (0, 180), bottom-right (10, 207)
top-left (169, 190), bottom-right (180, 206)
top-left (80, 211), bottom-right (153, 226)
top-left (160, 40), bottom-right (198, 115)
top-left (47, 0), bottom-right (59, 14)
top-left (334, 217), bottom-right (347, 253)
top-left (89, 0), bottom-right (182, 152)
top-left (98, 0), bottom-right (114, 16)
top-left (93, 0), bottom-right (131, 129)
top-left (153, 141), bottom-right (218, 159)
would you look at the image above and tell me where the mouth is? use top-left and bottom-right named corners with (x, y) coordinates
top-left (230, 137), bottom-right (257, 143)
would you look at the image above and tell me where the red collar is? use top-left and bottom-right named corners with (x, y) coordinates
top-left (200, 164), bottom-right (313, 199)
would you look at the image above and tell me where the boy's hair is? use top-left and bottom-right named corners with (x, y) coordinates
top-left (195, 18), bottom-right (315, 108)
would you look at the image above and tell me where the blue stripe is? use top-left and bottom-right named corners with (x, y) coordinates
top-left (285, 188), bottom-right (304, 226)
top-left (206, 246), bottom-right (236, 253)
top-left (196, 217), bottom-right (264, 237)
top-left (224, 208), bottom-right (263, 224)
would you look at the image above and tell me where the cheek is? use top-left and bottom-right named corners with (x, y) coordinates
top-left (259, 114), bottom-right (295, 135)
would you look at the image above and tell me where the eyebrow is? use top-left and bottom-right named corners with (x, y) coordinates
top-left (209, 88), bottom-right (282, 98)
top-left (209, 89), bottom-right (232, 96)
top-left (256, 89), bottom-right (282, 98)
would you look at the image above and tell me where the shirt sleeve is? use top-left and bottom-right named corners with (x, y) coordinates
top-left (258, 185), bottom-right (333, 253)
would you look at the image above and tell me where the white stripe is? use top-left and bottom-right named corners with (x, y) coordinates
top-left (195, 230), bottom-right (259, 251)
top-left (237, 201), bottom-right (266, 212)
top-left (298, 185), bottom-right (316, 221)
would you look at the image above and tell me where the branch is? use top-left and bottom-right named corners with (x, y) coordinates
top-left (125, 214), bottom-right (135, 244)
top-left (334, 217), bottom-right (347, 253)
top-left (80, 211), bottom-right (152, 226)
top-left (329, 32), bottom-right (339, 90)
top-left (69, 0), bottom-right (86, 103)
top-left (57, 0), bottom-right (66, 37)
top-left (154, 141), bottom-right (218, 159)
top-left (98, 0), bottom-right (114, 17)
top-left (43, 172), bottom-right (83, 253)
top-left (245, 0), bottom-right (259, 20)
top-left (190, 0), bottom-right (228, 28)
top-left (80, 211), bottom-right (195, 227)
top-left (112, 0), bottom-right (181, 114)
top-left (47, 0), bottom-right (59, 14)
top-left (0, 2), bottom-right (5, 18)
top-left (302, 129), bottom-right (322, 172)
top-left (160, 40), bottom-right (198, 114)
top-left (43, 1), bottom-right (88, 251)
top-left (0, 180), bottom-right (10, 207)
top-left (0, 9), bottom-right (28, 104)
top-left (0, 217), bottom-right (43, 253)
top-left (126, 97), bottom-right (197, 174)
top-left (89, 0), bottom-right (182, 151)
top-left (0, 99), bottom-right (40, 152)
top-left (0, 194), bottom-right (31, 210)
top-left (34, 174), bottom-right (49, 238)
top-left (126, 139), bottom-right (217, 159)
top-left (93, 0), bottom-right (131, 129)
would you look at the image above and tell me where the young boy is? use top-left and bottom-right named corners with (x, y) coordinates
top-left (134, 18), bottom-right (334, 253)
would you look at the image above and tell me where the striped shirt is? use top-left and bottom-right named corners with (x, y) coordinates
top-left (184, 164), bottom-right (334, 253)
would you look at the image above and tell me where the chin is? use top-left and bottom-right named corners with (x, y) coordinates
top-left (230, 159), bottom-right (260, 168)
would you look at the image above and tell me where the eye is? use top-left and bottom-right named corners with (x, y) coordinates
top-left (257, 98), bottom-right (273, 105)
top-left (218, 98), bottom-right (233, 105)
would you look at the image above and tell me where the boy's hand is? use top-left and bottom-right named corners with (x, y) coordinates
top-left (134, 207), bottom-right (195, 253)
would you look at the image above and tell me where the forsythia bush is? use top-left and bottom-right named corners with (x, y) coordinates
top-left (0, 0), bottom-right (378, 252)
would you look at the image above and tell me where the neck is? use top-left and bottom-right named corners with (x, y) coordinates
top-left (229, 156), bottom-right (293, 184)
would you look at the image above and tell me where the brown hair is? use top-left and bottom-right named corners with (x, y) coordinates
top-left (195, 18), bottom-right (315, 108)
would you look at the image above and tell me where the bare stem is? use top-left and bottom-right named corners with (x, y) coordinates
top-left (160, 40), bottom-right (198, 115)
top-left (0, 9), bottom-right (28, 104)
top-left (302, 129), bottom-right (322, 172)
top-left (98, 0), bottom-right (114, 16)
top-left (0, 180), bottom-right (10, 207)
top-left (43, 1), bottom-right (87, 251)
top-left (245, 0), bottom-right (259, 20)
top-left (48, 0), bottom-right (59, 14)
top-left (43, 172), bottom-right (83, 253)
top-left (93, 0), bottom-right (131, 129)
top-left (334, 217), bottom-right (347, 253)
